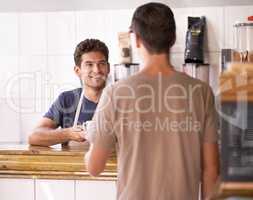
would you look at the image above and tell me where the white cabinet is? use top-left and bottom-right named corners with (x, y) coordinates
top-left (0, 178), bottom-right (34, 200)
top-left (76, 180), bottom-right (116, 200)
top-left (36, 179), bottom-right (75, 200)
top-left (0, 179), bottom-right (116, 200)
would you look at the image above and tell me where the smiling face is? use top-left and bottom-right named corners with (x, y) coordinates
top-left (75, 51), bottom-right (110, 91)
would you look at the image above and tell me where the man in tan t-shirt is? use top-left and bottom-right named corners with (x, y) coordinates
top-left (85, 3), bottom-right (219, 200)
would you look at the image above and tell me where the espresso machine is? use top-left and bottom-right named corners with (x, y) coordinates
top-left (220, 16), bottom-right (253, 181)
top-left (220, 62), bottom-right (253, 181)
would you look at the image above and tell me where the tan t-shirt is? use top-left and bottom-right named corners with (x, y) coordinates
top-left (91, 71), bottom-right (218, 200)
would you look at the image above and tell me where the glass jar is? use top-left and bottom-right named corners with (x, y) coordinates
top-left (233, 22), bottom-right (253, 61)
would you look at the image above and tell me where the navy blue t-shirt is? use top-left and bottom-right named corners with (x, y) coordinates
top-left (44, 88), bottom-right (97, 128)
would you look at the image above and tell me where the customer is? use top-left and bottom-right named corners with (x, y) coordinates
top-left (85, 3), bottom-right (219, 200)
top-left (29, 39), bottom-right (110, 147)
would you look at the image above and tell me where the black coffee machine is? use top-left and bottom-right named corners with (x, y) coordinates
top-left (220, 62), bottom-right (253, 181)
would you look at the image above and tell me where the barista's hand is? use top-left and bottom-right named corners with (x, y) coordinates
top-left (65, 127), bottom-right (86, 142)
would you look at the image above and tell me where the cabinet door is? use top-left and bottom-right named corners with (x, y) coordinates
top-left (0, 178), bottom-right (34, 200)
top-left (76, 180), bottom-right (116, 200)
top-left (36, 179), bottom-right (75, 200)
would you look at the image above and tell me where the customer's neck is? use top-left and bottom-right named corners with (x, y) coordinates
top-left (141, 53), bottom-right (175, 76)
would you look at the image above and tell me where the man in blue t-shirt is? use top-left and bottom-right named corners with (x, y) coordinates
top-left (28, 39), bottom-right (110, 146)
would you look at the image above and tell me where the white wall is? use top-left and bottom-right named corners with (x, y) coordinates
top-left (0, 0), bottom-right (253, 12)
top-left (0, 5), bottom-right (252, 143)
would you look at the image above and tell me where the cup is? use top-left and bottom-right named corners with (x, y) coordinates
top-left (83, 120), bottom-right (96, 142)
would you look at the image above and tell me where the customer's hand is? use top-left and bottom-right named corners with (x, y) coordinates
top-left (65, 127), bottom-right (86, 142)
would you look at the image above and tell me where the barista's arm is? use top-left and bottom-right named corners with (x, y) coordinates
top-left (28, 117), bottom-right (85, 147)
top-left (201, 85), bottom-right (220, 199)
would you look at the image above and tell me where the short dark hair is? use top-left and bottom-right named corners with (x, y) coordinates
top-left (74, 39), bottom-right (109, 66)
top-left (130, 3), bottom-right (176, 54)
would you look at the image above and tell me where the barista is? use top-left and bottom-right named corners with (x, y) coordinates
top-left (28, 39), bottom-right (110, 147)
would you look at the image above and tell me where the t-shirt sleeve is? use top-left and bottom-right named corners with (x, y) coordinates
top-left (203, 85), bottom-right (219, 143)
top-left (43, 94), bottom-right (64, 127)
top-left (89, 85), bottom-right (117, 150)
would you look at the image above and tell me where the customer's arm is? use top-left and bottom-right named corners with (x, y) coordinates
top-left (85, 144), bottom-right (111, 177)
top-left (85, 85), bottom-right (116, 176)
top-left (201, 85), bottom-right (220, 199)
top-left (202, 142), bottom-right (219, 200)
top-left (29, 117), bottom-right (85, 147)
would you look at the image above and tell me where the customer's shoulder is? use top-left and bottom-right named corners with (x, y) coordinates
top-left (117, 74), bottom-right (142, 84)
top-left (113, 73), bottom-right (152, 87)
top-left (110, 71), bottom-right (213, 94)
top-left (170, 72), bottom-right (215, 100)
top-left (177, 72), bottom-right (210, 88)
top-left (105, 76), bottom-right (143, 97)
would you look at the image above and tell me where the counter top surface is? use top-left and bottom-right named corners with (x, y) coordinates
top-left (0, 143), bottom-right (117, 181)
top-left (0, 143), bottom-right (90, 155)
top-left (211, 179), bottom-right (253, 199)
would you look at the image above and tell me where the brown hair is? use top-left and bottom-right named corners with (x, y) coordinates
top-left (74, 39), bottom-right (109, 66)
top-left (130, 2), bottom-right (176, 54)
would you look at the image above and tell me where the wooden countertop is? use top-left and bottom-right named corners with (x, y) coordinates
top-left (211, 181), bottom-right (253, 199)
top-left (0, 143), bottom-right (117, 181)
